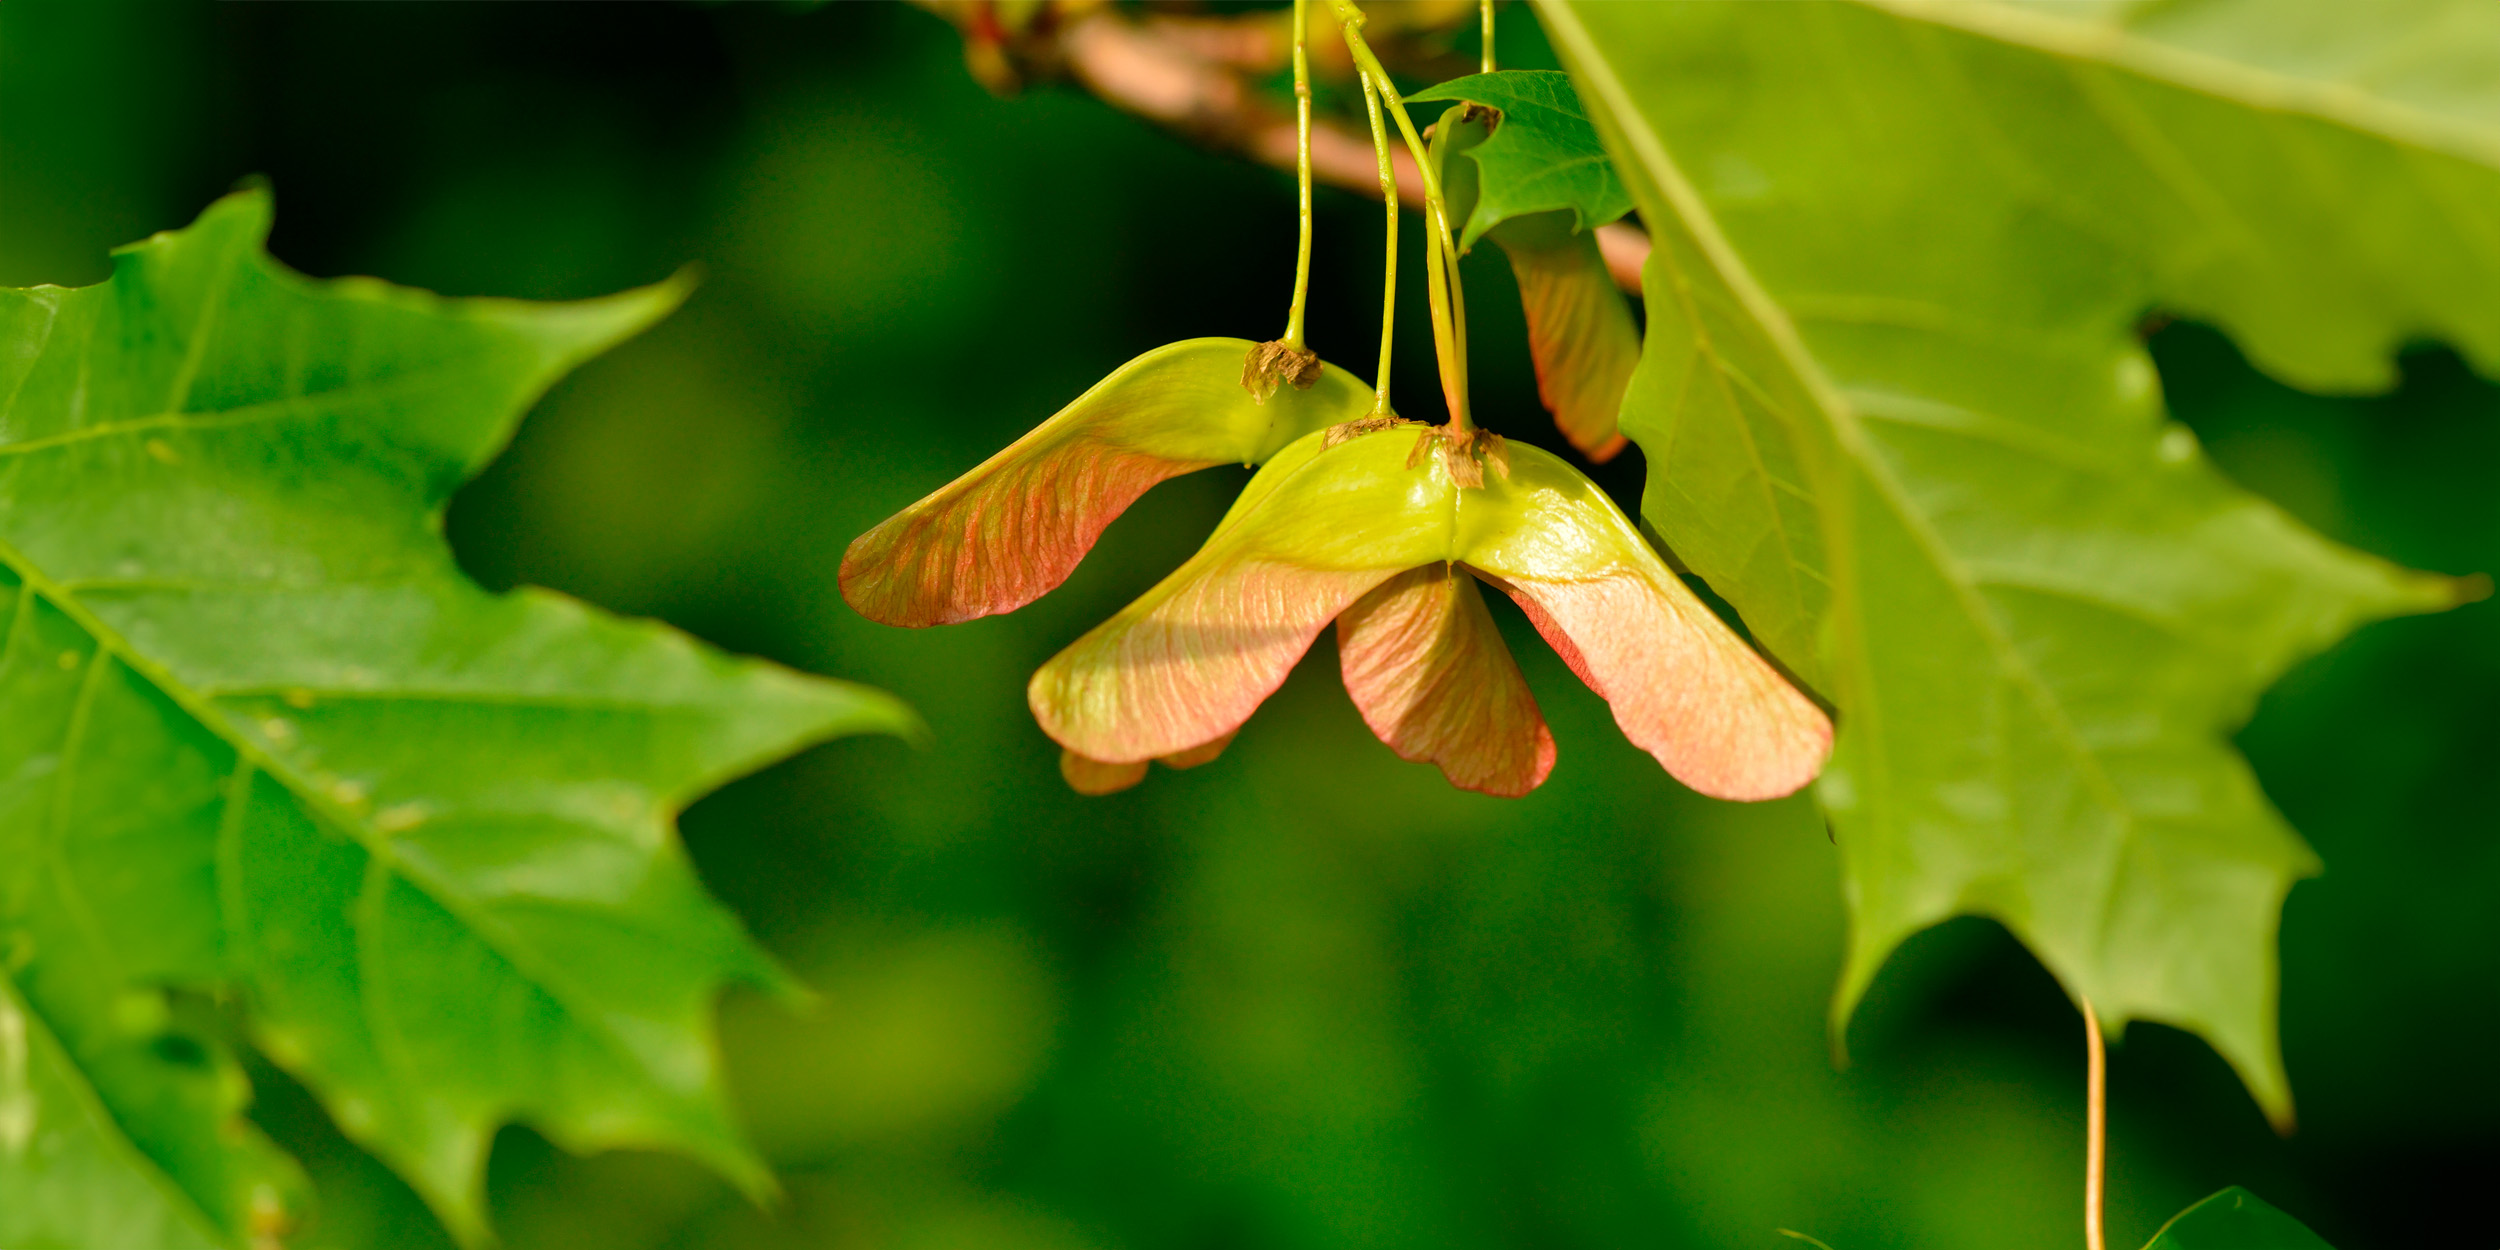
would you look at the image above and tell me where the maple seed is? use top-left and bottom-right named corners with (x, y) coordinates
top-left (1241, 339), bottom-right (1323, 403)
top-left (1029, 429), bottom-right (1832, 802)
top-left (841, 338), bottom-right (1371, 628)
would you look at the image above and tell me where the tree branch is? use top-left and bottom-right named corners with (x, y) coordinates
top-left (927, 1), bottom-right (1650, 293)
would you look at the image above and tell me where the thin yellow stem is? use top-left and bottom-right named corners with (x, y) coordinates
top-left (1423, 191), bottom-right (1462, 425)
top-left (1360, 70), bottom-right (1397, 415)
top-left (1424, 117), bottom-right (1474, 429)
top-left (1481, 0), bottom-right (1495, 74)
top-left (1330, 0), bottom-right (1474, 430)
top-left (2083, 997), bottom-right (2108, 1250)
top-left (1324, 3), bottom-right (1450, 233)
top-left (1446, 234), bottom-right (1472, 428)
top-left (1282, 0), bottom-right (1315, 350)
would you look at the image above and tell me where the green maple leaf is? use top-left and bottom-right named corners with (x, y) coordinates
top-left (2143, 1187), bottom-right (2335, 1250)
top-left (0, 189), bottom-right (915, 1248)
top-left (1407, 70), bottom-right (1633, 250)
top-left (1536, 0), bottom-right (2495, 1122)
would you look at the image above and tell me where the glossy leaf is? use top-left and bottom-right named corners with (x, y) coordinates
top-left (2142, 1187), bottom-right (2336, 1250)
top-left (1538, 0), bottom-right (2491, 1120)
top-left (841, 338), bottom-right (1374, 628)
top-left (1409, 70), bottom-right (1633, 250)
top-left (0, 189), bottom-right (916, 1247)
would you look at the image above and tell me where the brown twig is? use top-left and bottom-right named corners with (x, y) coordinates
top-left (925, 0), bottom-right (1649, 293)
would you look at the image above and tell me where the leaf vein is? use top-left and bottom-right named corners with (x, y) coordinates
top-left (0, 365), bottom-right (469, 460)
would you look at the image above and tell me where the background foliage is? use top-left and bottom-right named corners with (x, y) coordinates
top-left (2, 2), bottom-right (2491, 1248)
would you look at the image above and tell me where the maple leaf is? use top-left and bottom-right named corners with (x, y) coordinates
top-left (1538, 0), bottom-right (2492, 1123)
top-left (0, 189), bottom-right (915, 1248)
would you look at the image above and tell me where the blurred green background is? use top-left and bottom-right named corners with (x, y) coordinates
top-left (3, 3), bottom-right (2491, 1248)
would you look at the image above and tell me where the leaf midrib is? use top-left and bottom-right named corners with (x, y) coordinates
top-left (0, 365), bottom-right (486, 460)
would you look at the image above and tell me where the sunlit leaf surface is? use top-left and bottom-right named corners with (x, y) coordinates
top-left (1539, 0), bottom-right (2495, 1121)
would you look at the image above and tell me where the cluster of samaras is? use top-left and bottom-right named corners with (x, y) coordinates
top-left (839, 338), bottom-right (1829, 801)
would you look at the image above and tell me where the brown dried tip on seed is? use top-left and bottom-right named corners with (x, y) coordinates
top-left (1241, 339), bottom-right (1323, 404)
top-left (1324, 413), bottom-right (1417, 448)
top-left (1438, 436), bottom-right (1485, 489)
top-left (1477, 431), bottom-right (1510, 480)
top-left (1406, 425), bottom-right (1508, 489)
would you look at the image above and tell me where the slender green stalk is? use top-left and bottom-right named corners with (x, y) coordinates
top-left (1329, 0), bottom-right (1476, 430)
top-left (1360, 71), bottom-right (1398, 415)
top-left (1282, 0), bottom-right (1315, 350)
top-left (1481, 0), bottom-right (1495, 74)
top-left (1445, 202), bottom-right (1472, 427)
top-left (1423, 119), bottom-right (1472, 428)
top-left (1423, 196), bottom-right (1463, 425)
top-left (1329, 6), bottom-right (1447, 219)
top-left (1437, 107), bottom-right (1473, 426)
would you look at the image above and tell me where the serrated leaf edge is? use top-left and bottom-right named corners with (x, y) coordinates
top-left (0, 536), bottom-right (788, 1233)
top-left (0, 190), bottom-right (922, 1244)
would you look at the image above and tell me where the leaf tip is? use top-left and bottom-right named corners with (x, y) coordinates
top-left (515, 270), bottom-right (696, 371)
top-left (736, 649), bottom-right (927, 756)
top-left (715, 1142), bottom-right (783, 1213)
top-left (1824, 922), bottom-right (1897, 1072)
top-left (840, 683), bottom-right (933, 749)
top-left (112, 181), bottom-right (278, 262)
top-left (2242, 1053), bottom-right (2298, 1136)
